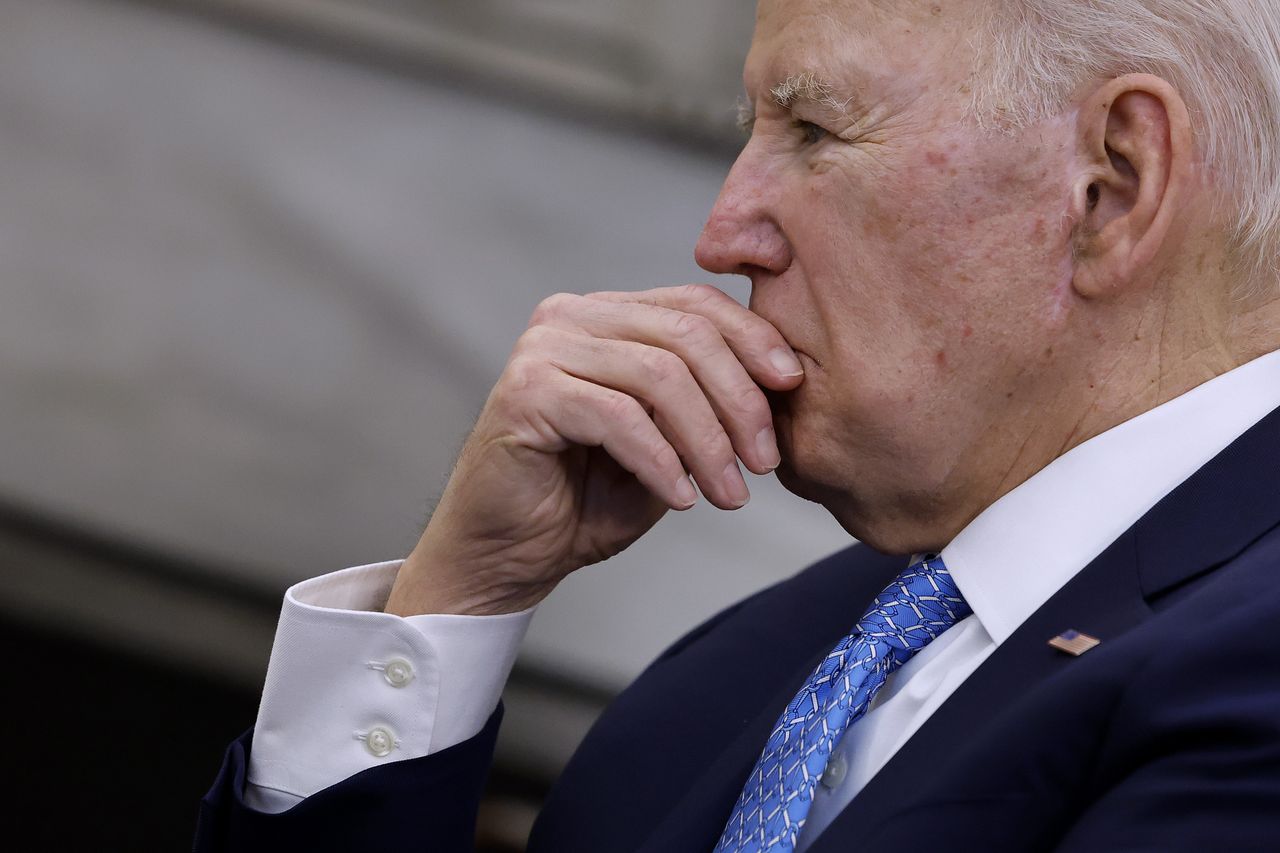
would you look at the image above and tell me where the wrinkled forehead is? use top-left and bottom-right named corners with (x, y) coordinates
top-left (745, 0), bottom-right (982, 100)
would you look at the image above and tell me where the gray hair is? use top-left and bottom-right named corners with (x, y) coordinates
top-left (968, 1), bottom-right (1280, 301)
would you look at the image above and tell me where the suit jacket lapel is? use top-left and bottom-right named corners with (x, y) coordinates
top-left (809, 401), bottom-right (1280, 850)
top-left (637, 551), bottom-right (904, 853)
top-left (636, 655), bottom-right (819, 853)
top-left (807, 525), bottom-right (1151, 851)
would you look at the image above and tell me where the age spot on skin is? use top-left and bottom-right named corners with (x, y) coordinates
top-left (925, 150), bottom-right (950, 168)
top-left (936, 350), bottom-right (948, 368)
top-left (962, 324), bottom-right (973, 339)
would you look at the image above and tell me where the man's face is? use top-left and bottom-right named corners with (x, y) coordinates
top-left (696, 0), bottom-right (1091, 552)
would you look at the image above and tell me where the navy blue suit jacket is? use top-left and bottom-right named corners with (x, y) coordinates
top-left (197, 404), bottom-right (1280, 851)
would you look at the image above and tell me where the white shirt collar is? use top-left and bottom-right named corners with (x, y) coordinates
top-left (940, 348), bottom-right (1280, 645)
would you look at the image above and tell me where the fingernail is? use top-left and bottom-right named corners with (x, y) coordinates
top-left (769, 348), bottom-right (804, 377)
top-left (675, 475), bottom-right (698, 509)
top-left (724, 462), bottom-right (750, 508)
top-left (756, 426), bottom-right (780, 471)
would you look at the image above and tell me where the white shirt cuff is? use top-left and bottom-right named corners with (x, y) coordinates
top-left (244, 560), bottom-right (534, 813)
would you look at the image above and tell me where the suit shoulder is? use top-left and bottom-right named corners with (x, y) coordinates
top-left (653, 542), bottom-right (897, 664)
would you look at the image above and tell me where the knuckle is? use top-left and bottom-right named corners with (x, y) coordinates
top-left (641, 433), bottom-right (676, 466)
top-left (639, 348), bottom-right (685, 385)
top-left (600, 389), bottom-right (643, 424)
top-left (729, 314), bottom-right (758, 339)
top-left (512, 325), bottom-right (559, 364)
top-left (669, 311), bottom-right (716, 345)
top-left (675, 283), bottom-right (723, 306)
top-left (516, 323), bottom-right (553, 350)
top-left (703, 431), bottom-right (737, 465)
top-left (726, 382), bottom-right (771, 423)
top-left (502, 352), bottom-right (544, 395)
top-left (742, 317), bottom-right (781, 349)
top-left (528, 292), bottom-right (578, 327)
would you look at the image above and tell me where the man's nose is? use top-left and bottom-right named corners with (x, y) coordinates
top-left (694, 152), bottom-right (792, 276)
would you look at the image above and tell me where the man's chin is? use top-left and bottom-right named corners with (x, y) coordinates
top-left (781, 461), bottom-right (957, 556)
top-left (772, 457), bottom-right (827, 507)
top-left (774, 453), bottom-right (897, 551)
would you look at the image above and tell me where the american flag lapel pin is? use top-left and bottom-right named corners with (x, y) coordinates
top-left (1048, 629), bottom-right (1102, 656)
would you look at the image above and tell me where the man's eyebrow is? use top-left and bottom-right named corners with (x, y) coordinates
top-left (736, 72), bottom-right (858, 135)
top-left (770, 72), bottom-right (853, 112)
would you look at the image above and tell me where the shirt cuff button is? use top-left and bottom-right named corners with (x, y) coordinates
top-left (384, 658), bottom-right (414, 687)
top-left (364, 726), bottom-right (396, 758)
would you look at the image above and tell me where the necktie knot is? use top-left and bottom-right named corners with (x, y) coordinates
top-left (715, 555), bottom-right (971, 853)
top-left (851, 556), bottom-right (972, 662)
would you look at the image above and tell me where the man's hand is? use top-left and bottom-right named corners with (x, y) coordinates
top-left (384, 285), bottom-right (805, 617)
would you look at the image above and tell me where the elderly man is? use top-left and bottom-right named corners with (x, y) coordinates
top-left (197, 0), bottom-right (1280, 850)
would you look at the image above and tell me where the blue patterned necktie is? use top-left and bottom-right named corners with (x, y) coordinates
top-left (714, 555), bottom-right (971, 853)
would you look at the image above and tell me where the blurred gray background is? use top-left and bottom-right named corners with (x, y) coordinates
top-left (0, 0), bottom-right (853, 847)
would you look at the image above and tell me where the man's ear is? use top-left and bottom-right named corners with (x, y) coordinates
top-left (1069, 74), bottom-right (1195, 299)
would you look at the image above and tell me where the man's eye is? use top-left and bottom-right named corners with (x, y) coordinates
top-left (791, 119), bottom-right (829, 146)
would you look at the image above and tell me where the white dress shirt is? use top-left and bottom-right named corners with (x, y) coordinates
top-left (246, 565), bottom-right (535, 812)
top-left (246, 348), bottom-right (1280, 840)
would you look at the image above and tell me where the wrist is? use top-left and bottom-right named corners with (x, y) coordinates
top-left (385, 541), bottom-right (554, 617)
